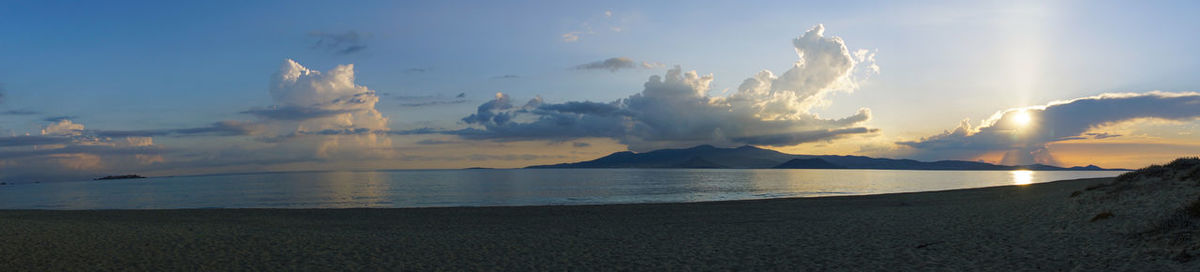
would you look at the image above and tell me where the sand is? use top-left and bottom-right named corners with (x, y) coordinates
top-left (2, 174), bottom-right (1198, 271)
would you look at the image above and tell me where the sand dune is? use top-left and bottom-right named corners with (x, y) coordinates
top-left (2, 161), bottom-right (1199, 270)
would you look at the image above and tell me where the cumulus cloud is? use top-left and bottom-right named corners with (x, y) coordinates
top-left (898, 92), bottom-right (1200, 165)
top-left (574, 57), bottom-right (664, 72)
top-left (41, 119), bottom-right (85, 136)
top-left (0, 119), bottom-right (166, 181)
top-left (453, 25), bottom-right (878, 151)
top-left (268, 60), bottom-right (388, 129)
top-left (309, 31), bottom-right (368, 55)
top-left (255, 59), bottom-right (393, 159)
top-left (1, 60), bottom-right (401, 181)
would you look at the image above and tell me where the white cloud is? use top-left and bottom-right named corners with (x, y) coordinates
top-left (269, 59), bottom-right (388, 131)
top-left (458, 25), bottom-right (879, 151)
top-left (899, 92), bottom-right (1200, 165)
top-left (640, 61), bottom-right (664, 69)
top-left (561, 32), bottom-right (581, 42)
top-left (41, 119), bottom-right (84, 136)
top-left (259, 59), bottom-right (394, 159)
top-left (1, 119), bottom-right (165, 182)
top-left (0, 60), bottom-right (401, 181)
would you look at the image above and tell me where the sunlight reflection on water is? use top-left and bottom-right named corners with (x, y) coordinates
top-left (1011, 170), bottom-right (1034, 185)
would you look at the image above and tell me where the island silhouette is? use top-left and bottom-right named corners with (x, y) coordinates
top-left (528, 145), bottom-right (1125, 171)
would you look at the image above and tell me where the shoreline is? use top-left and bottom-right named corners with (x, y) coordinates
top-left (3, 176), bottom-right (1192, 270)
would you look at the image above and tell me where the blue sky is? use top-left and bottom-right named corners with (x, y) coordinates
top-left (2, 0), bottom-right (1200, 181)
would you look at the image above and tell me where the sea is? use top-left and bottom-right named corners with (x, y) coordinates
top-left (0, 169), bottom-right (1123, 210)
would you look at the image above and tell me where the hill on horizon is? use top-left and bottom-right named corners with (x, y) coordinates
top-left (527, 145), bottom-right (1127, 171)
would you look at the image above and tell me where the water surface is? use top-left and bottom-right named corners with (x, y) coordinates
top-left (0, 169), bottom-right (1122, 209)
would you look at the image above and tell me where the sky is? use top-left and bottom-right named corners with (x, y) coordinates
top-left (2, 0), bottom-right (1200, 182)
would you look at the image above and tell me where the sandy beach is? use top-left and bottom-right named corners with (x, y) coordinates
top-left (2, 172), bottom-right (1198, 270)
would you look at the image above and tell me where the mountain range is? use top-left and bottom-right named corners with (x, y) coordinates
top-left (527, 145), bottom-right (1126, 171)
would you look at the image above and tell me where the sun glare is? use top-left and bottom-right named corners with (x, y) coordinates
top-left (1012, 111), bottom-right (1032, 127)
top-left (1011, 170), bottom-right (1034, 185)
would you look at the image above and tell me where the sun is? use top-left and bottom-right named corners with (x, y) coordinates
top-left (1012, 111), bottom-right (1032, 127)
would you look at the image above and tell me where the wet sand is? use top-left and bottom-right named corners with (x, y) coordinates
top-left (1, 177), bottom-right (1195, 271)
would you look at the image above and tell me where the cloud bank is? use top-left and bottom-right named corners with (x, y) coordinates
top-left (457, 25), bottom-right (878, 151)
top-left (898, 92), bottom-right (1200, 165)
top-left (0, 119), bottom-right (164, 181)
top-left (92, 121), bottom-right (259, 138)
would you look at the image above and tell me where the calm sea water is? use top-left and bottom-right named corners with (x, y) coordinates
top-left (0, 169), bottom-right (1122, 210)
